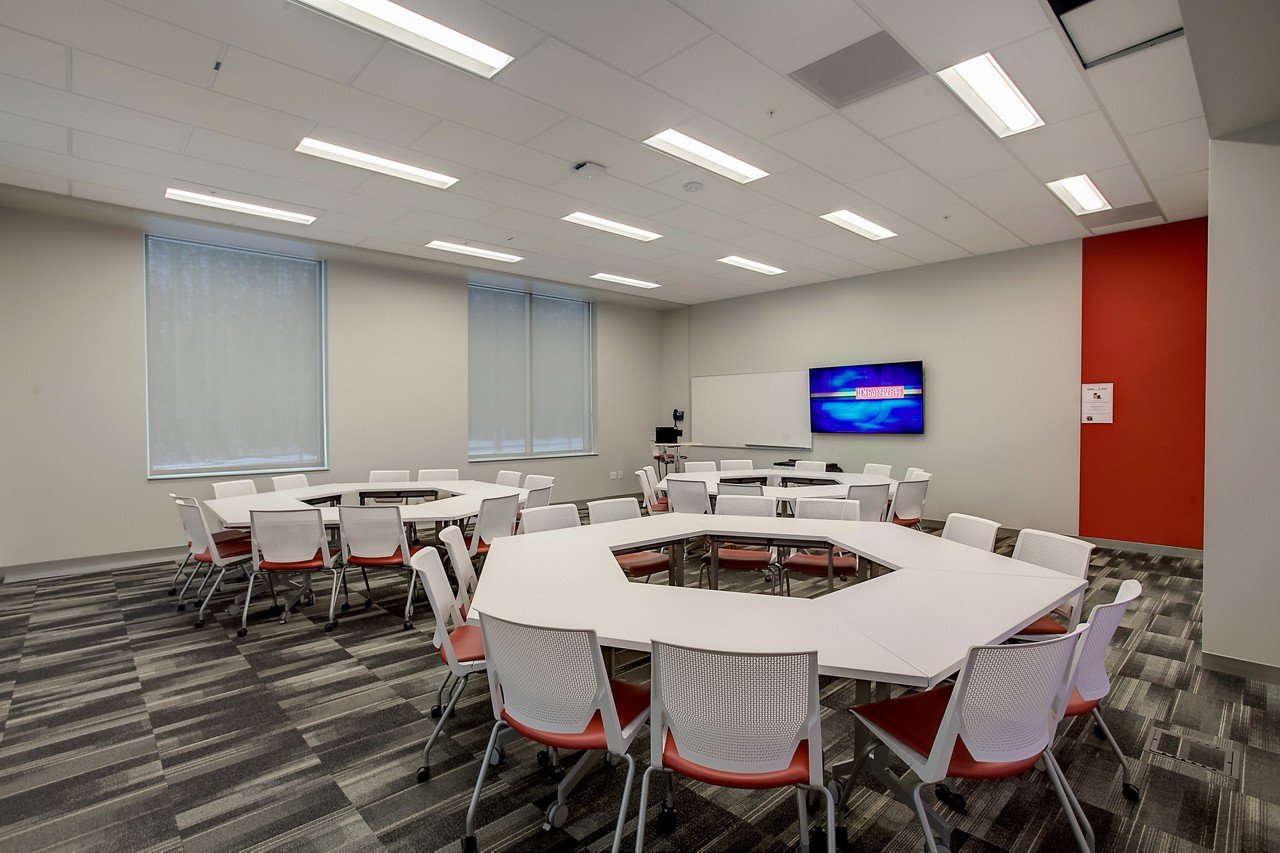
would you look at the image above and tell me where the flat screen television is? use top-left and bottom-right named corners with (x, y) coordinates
top-left (809, 361), bottom-right (925, 435)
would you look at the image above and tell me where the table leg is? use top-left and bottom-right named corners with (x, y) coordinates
top-left (827, 548), bottom-right (835, 594)
top-left (709, 536), bottom-right (720, 590)
top-left (670, 540), bottom-right (685, 587)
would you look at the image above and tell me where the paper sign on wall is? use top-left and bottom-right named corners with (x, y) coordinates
top-left (1082, 383), bottom-right (1113, 424)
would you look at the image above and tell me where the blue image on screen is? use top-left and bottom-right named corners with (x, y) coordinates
top-left (809, 361), bottom-right (924, 434)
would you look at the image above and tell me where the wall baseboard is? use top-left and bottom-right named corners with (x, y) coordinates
top-left (1079, 536), bottom-right (1202, 560)
top-left (1202, 651), bottom-right (1280, 685)
top-left (1, 546), bottom-right (184, 584)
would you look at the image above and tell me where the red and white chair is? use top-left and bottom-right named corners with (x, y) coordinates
top-left (518, 503), bottom-right (581, 534)
top-left (169, 491), bottom-right (248, 598)
top-left (719, 459), bottom-right (753, 471)
top-left (242, 508), bottom-right (342, 637)
top-left (410, 547), bottom-right (487, 784)
top-left (1010, 529), bottom-right (1095, 639)
top-left (173, 497), bottom-right (253, 628)
top-left (438, 524), bottom-right (478, 617)
top-left (464, 613), bottom-right (650, 853)
top-left (495, 469), bottom-right (523, 488)
top-left (862, 463), bottom-right (893, 477)
top-left (683, 461), bottom-right (717, 473)
top-left (636, 470), bottom-right (669, 515)
top-left (1061, 579), bottom-right (1144, 802)
top-left (666, 478), bottom-right (712, 515)
top-left (588, 498), bottom-right (671, 582)
top-left (794, 460), bottom-right (827, 473)
top-left (636, 641), bottom-right (835, 853)
top-left (940, 513), bottom-right (1001, 551)
top-left (417, 468), bottom-right (459, 500)
top-left (701, 494), bottom-right (781, 593)
top-left (464, 493), bottom-right (520, 565)
top-left (904, 467), bottom-right (932, 481)
top-left (846, 483), bottom-right (890, 522)
top-left (782, 498), bottom-right (860, 591)
top-left (642, 465), bottom-right (664, 498)
top-left (270, 473), bottom-right (309, 491)
top-left (847, 627), bottom-right (1094, 853)
top-left (515, 476), bottom-right (554, 529)
top-left (212, 479), bottom-right (256, 499)
top-left (887, 478), bottom-right (928, 528)
top-left (337, 505), bottom-right (425, 630)
top-left (367, 469), bottom-right (411, 504)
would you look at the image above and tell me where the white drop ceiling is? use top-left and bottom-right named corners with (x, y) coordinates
top-left (0, 0), bottom-right (1210, 305)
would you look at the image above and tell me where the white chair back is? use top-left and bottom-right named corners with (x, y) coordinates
top-left (588, 497), bottom-right (642, 524)
top-left (643, 466), bottom-right (663, 497)
top-left (495, 470), bottom-right (522, 487)
top-left (684, 461), bottom-right (717, 473)
top-left (889, 478), bottom-right (929, 523)
top-left (794, 460), bottom-right (827, 473)
top-left (941, 513), bottom-right (1001, 551)
top-left (438, 525), bottom-right (477, 613)
top-left (714, 494), bottom-right (774, 518)
top-left (846, 483), bottom-right (890, 521)
top-left (471, 493), bottom-right (520, 555)
top-left (174, 497), bottom-right (214, 560)
top-left (862, 463), bottom-right (893, 477)
top-left (719, 459), bottom-right (753, 471)
top-left (635, 470), bottom-right (661, 512)
top-left (667, 479), bottom-right (712, 515)
top-left (271, 473), bottom-right (309, 491)
top-left (717, 481), bottom-right (763, 496)
top-left (1013, 529), bottom-right (1095, 629)
top-left (1074, 580), bottom-right (1142, 703)
top-left (370, 469), bottom-right (409, 482)
top-left (523, 485), bottom-right (553, 510)
top-left (250, 508), bottom-right (330, 568)
top-left (410, 547), bottom-right (471, 666)
top-left (904, 467), bottom-right (932, 481)
top-left (794, 498), bottom-right (860, 521)
top-left (338, 505), bottom-right (408, 561)
top-left (519, 504), bottom-right (581, 534)
top-left (418, 468), bottom-right (459, 480)
top-left (212, 479), bottom-right (256, 499)
top-left (523, 474), bottom-right (555, 491)
top-left (649, 641), bottom-right (823, 783)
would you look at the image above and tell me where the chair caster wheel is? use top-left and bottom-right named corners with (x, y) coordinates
top-left (403, 621), bottom-right (413, 630)
top-left (417, 766), bottom-right (431, 783)
top-left (460, 835), bottom-right (477, 853)
top-left (341, 602), bottom-right (351, 612)
top-left (236, 627), bottom-right (248, 637)
top-left (193, 620), bottom-right (204, 629)
top-left (656, 805), bottom-right (677, 833)
top-left (430, 705), bottom-right (443, 719)
top-left (536, 750), bottom-right (550, 767)
top-left (488, 747), bottom-right (504, 767)
top-left (324, 622), bottom-right (336, 632)
top-left (936, 784), bottom-right (966, 813)
top-left (364, 599), bottom-right (374, 610)
top-left (543, 802), bottom-right (568, 831)
top-left (167, 588), bottom-right (177, 596)
top-left (1122, 782), bottom-right (1141, 802)
top-left (176, 604), bottom-right (186, 612)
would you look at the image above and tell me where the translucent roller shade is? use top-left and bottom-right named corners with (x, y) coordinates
top-left (145, 236), bottom-right (327, 477)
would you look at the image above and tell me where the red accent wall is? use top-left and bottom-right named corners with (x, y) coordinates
top-left (1080, 218), bottom-right (1207, 548)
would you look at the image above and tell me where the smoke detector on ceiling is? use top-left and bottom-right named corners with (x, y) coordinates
top-left (683, 181), bottom-right (703, 193)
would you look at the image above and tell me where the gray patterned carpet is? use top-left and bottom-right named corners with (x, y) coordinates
top-left (0, 522), bottom-right (1275, 852)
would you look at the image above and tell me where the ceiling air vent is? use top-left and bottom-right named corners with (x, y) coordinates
top-left (789, 31), bottom-right (926, 110)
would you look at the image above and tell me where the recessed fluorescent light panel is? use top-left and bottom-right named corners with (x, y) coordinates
top-left (293, 0), bottom-right (513, 78)
top-left (937, 53), bottom-right (1044, 138)
top-left (642, 129), bottom-right (768, 184)
top-left (590, 273), bottom-right (660, 289)
top-left (426, 240), bottom-right (522, 263)
top-left (718, 256), bottom-right (786, 275)
top-left (1046, 174), bottom-right (1112, 215)
top-left (820, 209), bottom-right (896, 241)
top-left (164, 187), bottom-right (316, 224)
top-left (295, 138), bottom-right (458, 188)
top-left (561, 212), bottom-right (662, 242)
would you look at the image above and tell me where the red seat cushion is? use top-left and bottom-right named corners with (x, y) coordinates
top-left (1063, 687), bottom-right (1099, 717)
top-left (854, 685), bottom-right (1043, 780)
top-left (783, 551), bottom-right (858, 575)
top-left (441, 623), bottom-right (485, 664)
top-left (616, 551), bottom-right (670, 576)
top-left (892, 516), bottom-right (921, 526)
top-left (194, 537), bottom-right (254, 562)
top-left (700, 547), bottom-right (771, 570)
top-left (502, 678), bottom-right (650, 751)
top-left (259, 545), bottom-right (340, 571)
top-left (663, 734), bottom-right (810, 789)
top-left (1018, 614), bottom-right (1068, 635)
top-left (347, 543), bottom-right (426, 568)
top-left (462, 536), bottom-right (491, 556)
top-left (212, 530), bottom-right (251, 544)
top-left (649, 498), bottom-right (670, 513)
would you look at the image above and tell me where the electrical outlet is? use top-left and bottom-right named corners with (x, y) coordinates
top-left (608, 471), bottom-right (618, 480)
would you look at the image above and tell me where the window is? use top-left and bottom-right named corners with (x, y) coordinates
top-left (468, 285), bottom-right (594, 459)
top-left (145, 236), bottom-right (327, 478)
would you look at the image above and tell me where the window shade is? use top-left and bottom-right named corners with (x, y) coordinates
top-left (145, 236), bottom-right (327, 477)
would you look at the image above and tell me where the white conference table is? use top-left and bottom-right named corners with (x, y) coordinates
top-left (658, 467), bottom-right (896, 499)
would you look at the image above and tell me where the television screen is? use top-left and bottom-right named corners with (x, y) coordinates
top-left (809, 361), bottom-right (924, 434)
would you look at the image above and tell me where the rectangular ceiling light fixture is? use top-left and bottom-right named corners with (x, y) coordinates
top-left (820, 209), bottom-right (896, 240)
top-left (296, 137), bottom-right (458, 188)
top-left (718, 255), bottom-right (786, 275)
top-left (937, 52), bottom-right (1044, 137)
top-left (292, 0), bottom-right (514, 78)
top-left (643, 129), bottom-right (769, 183)
top-left (426, 240), bottom-right (522, 262)
top-left (562, 211), bottom-right (662, 241)
top-left (1046, 174), bottom-right (1112, 215)
top-left (164, 187), bottom-right (316, 224)
top-left (591, 272), bottom-right (660, 289)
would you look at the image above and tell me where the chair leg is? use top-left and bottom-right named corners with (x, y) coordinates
top-left (796, 788), bottom-right (811, 853)
top-left (419, 673), bottom-right (468, 779)
top-left (611, 752), bottom-right (636, 853)
top-left (463, 720), bottom-right (507, 851)
top-left (237, 571), bottom-right (257, 637)
top-left (169, 553), bottom-right (192, 593)
top-left (634, 765), bottom-right (658, 853)
top-left (910, 781), bottom-right (944, 853)
top-left (402, 570), bottom-right (415, 629)
top-left (326, 569), bottom-right (341, 630)
top-left (1091, 707), bottom-right (1139, 799)
top-left (819, 784), bottom-right (836, 853)
top-left (1043, 750), bottom-right (1094, 852)
top-left (195, 567), bottom-right (227, 627)
top-left (361, 567), bottom-right (374, 608)
top-left (175, 560), bottom-right (207, 610)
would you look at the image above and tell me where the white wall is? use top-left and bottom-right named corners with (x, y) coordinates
top-left (675, 243), bottom-right (1083, 533)
top-left (1203, 129), bottom-right (1280, 671)
top-left (0, 208), bottom-right (665, 570)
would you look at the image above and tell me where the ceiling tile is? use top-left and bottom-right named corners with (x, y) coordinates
top-left (395, 209), bottom-right (513, 245)
top-left (884, 229), bottom-right (969, 263)
top-left (500, 39), bottom-right (696, 140)
top-left (643, 230), bottom-right (736, 258)
top-left (353, 173), bottom-right (498, 220)
top-left (499, 233), bottom-right (603, 264)
top-left (390, 0), bottom-right (548, 59)
top-left (841, 75), bottom-right (964, 139)
top-left (1090, 163), bottom-right (1152, 209)
top-left (751, 166), bottom-right (870, 215)
top-left (665, 114), bottom-right (798, 176)
top-left (524, 118), bottom-right (686, 186)
top-left (856, 0), bottom-right (1052, 70)
top-left (0, 140), bottom-right (167, 197)
top-left (449, 171), bottom-right (588, 220)
top-left (0, 162), bottom-right (67, 194)
top-left (72, 130), bottom-right (272, 196)
top-left (641, 35), bottom-right (830, 138)
top-left (736, 203), bottom-right (833, 241)
top-left (851, 166), bottom-right (962, 215)
top-left (907, 203), bottom-right (1025, 254)
top-left (730, 231), bottom-right (821, 264)
top-left (992, 29), bottom-right (1097, 124)
top-left (765, 113), bottom-right (907, 184)
top-left (649, 204), bottom-right (759, 241)
top-left (483, 0), bottom-right (708, 75)
top-left (259, 178), bottom-right (413, 224)
top-left (1148, 169), bottom-right (1208, 219)
top-left (183, 127), bottom-right (368, 193)
top-left (884, 113), bottom-right (1016, 183)
top-left (353, 44), bottom-right (565, 144)
top-left (0, 25), bottom-right (65, 89)
top-left (987, 200), bottom-right (1089, 245)
top-left (71, 179), bottom-right (235, 223)
top-left (804, 231), bottom-right (922, 271)
top-left (414, 121), bottom-right (569, 186)
top-left (672, 0), bottom-right (880, 74)
top-left (1086, 36), bottom-right (1203, 136)
top-left (1125, 115), bottom-right (1209, 183)
top-left (787, 250), bottom-right (876, 279)
top-left (0, 111), bottom-right (67, 154)
top-left (477, 206), bottom-right (593, 243)
top-left (575, 232), bottom-right (677, 261)
top-left (648, 167), bottom-right (773, 216)
top-left (308, 123), bottom-right (473, 178)
top-left (549, 172), bottom-right (683, 217)
top-left (947, 164), bottom-right (1051, 214)
top-left (1002, 110), bottom-right (1130, 182)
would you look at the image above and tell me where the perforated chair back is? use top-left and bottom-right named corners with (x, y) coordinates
top-left (847, 483), bottom-right (890, 521)
top-left (471, 493), bottom-right (520, 555)
top-left (667, 479), bottom-right (712, 515)
top-left (1073, 580), bottom-right (1142, 703)
top-left (519, 504), bottom-right (581, 534)
top-left (941, 513), bottom-right (1001, 551)
top-left (650, 640), bottom-right (822, 782)
top-left (523, 474), bottom-right (555, 491)
top-left (636, 470), bottom-right (661, 512)
top-left (889, 478), bottom-right (929, 523)
top-left (684, 461), bottom-right (717, 473)
top-left (523, 485), bottom-right (553, 511)
top-left (717, 481), bottom-right (763, 496)
top-left (438, 525), bottom-right (477, 612)
top-left (250, 508), bottom-right (330, 568)
top-left (213, 479), bottom-right (256, 499)
top-left (175, 497), bottom-right (214, 560)
top-left (338, 505), bottom-right (408, 561)
top-left (409, 547), bottom-right (472, 666)
top-left (588, 497), bottom-right (642, 524)
top-left (1014, 529), bottom-right (1094, 628)
top-left (481, 613), bottom-right (635, 753)
top-left (418, 468), bottom-right (459, 480)
top-left (495, 470), bottom-right (522, 487)
top-left (271, 473), bottom-right (309, 491)
top-left (642, 466), bottom-right (662, 494)
top-left (904, 467), bottom-right (932, 481)
top-left (714, 494), bottom-right (775, 518)
top-left (369, 469), bottom-right (409, 482)
top-left (794, 498), bottom-right (859, 521)
top-left (794, 460), bottom-right (827, 473)
top-left (720, 459), bottom-right (753, 471)
top-left (862, 463), bottom-right (893, 477)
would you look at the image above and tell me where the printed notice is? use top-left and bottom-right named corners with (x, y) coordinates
top-left (1082, 383), bottom-right (1113, 424)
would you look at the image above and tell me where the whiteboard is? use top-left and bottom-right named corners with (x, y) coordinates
top-left (691, 371), bottom-right (812, 449)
